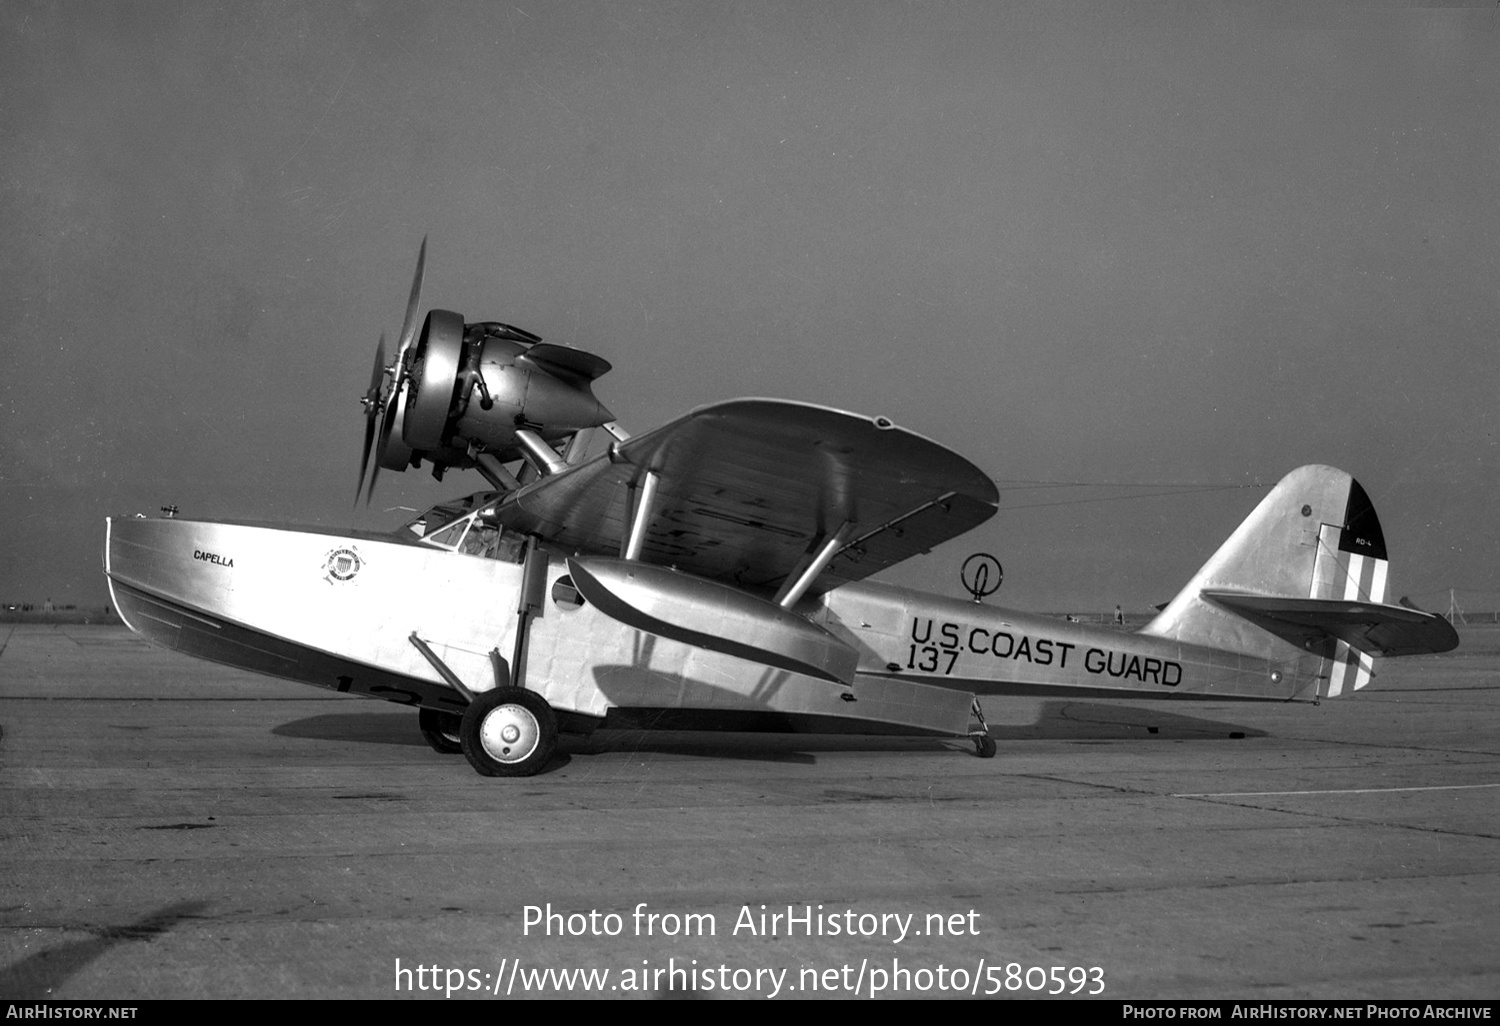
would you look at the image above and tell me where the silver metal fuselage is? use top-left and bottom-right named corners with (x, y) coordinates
top-left (814, 584), bottom-right (1323, 702)
top-left (103, 515), bottom-right (1321, 744)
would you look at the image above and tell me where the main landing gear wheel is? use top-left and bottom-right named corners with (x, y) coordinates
top-left (460, 687), bottom-right (558, 777)
top-left (418, 708), bottom-right (463, 754)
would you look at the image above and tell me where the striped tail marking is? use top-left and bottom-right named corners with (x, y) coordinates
top-left (1312, 524), bottom-right (1388, 697)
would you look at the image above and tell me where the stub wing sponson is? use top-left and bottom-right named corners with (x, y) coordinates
top-left (494, 398), bottom-right (998, 596)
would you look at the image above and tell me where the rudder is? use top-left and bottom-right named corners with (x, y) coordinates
top-left (1308, 478), bottom-right (1385, 695)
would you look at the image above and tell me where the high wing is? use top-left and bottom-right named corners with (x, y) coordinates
top-left (493, 398), bottom-right (999, 597)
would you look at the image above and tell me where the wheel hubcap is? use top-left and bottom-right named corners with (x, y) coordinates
top-left (479, 703), bottom-right (540, 763)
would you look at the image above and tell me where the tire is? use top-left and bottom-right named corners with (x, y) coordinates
top-left (419, 708), bottom-right (463, 755)
top-left (974, 733), bottom-right (997, 759)
top-left (460, 687), bottom-right (557, 777)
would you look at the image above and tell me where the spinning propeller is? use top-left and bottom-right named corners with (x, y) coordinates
top-left (354, 332), bottom-right (387, 501)
top-left (356, 239), bottom-right (614, 504)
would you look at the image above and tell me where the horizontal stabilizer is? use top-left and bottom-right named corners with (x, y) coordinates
top-left (1201, 590), bottom-right (1459, 658)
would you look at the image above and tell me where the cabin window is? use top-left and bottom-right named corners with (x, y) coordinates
top-left (551, 575), bottom-right (585, 610)
top-left (425, 518), bottom-right (470, 549)
top-left (411, 496), bottom-right (525, 564)
top-left (459, 523), bottom-right (496, 556)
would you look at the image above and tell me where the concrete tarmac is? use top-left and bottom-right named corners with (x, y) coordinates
top-left (1, 624), bottom-right (1496, 1000)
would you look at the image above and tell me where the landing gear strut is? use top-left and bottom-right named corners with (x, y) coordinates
top-left (969, 697), bottom-right (996, 759)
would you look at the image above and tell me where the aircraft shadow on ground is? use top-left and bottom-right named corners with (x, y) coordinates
top-left (0, 900), bottom-right (209, 999)
top-left (269, 701), bottom-right (1265, 763)
top-left (271, 712), bottom-right (820, 764)
top-left (987, 700), bottom-right (1268, 742)
top-left (273, 711), bottom-right (431, 747)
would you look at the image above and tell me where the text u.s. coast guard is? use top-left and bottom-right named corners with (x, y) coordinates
top-left (908, 617), bottom-right (1182, 685)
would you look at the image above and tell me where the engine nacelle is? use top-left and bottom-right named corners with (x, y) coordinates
top-left (401, 310), bottom-right (613, 463)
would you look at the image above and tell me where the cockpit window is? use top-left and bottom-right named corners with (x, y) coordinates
top-left (459, 522), bottom-right (494, 555)
top-left (410, 494), bottom-right (524, 563)
top-left (425, 518), bottom-right (470, 549)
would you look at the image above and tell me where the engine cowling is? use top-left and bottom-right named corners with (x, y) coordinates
top-left (400, 310), bottom-right (614, 462)
top-left (403, 310), bottom-right (466, 451)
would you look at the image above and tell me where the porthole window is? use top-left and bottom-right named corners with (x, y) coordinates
top-left (551, 575), bottom-right (585, 610)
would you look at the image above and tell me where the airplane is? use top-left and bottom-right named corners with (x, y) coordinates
top-left (102, 243), bottom-right (1460, 777)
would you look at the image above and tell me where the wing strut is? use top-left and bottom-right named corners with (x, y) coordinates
top-left (774, 522), bottom-right (854, 609)
top-left (622, 470), bottom-right (660, 560)
top-left (470, 447), bottom-right (522, 491)
top-left (511, 537), bottom-right (550, 686)
top-left (515, 429), bottom-right (567, 476)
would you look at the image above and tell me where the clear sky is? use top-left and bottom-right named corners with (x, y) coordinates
top-left (2, 2), bottom-right (1496, 614)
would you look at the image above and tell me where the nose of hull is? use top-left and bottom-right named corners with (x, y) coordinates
top-left (104, 515), bottom-right (241, 646)
top-left (100, 515), bottom-right (492, 708)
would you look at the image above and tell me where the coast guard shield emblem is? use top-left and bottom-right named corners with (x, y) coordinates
top-left (323, 546), bottom-right (363, 584)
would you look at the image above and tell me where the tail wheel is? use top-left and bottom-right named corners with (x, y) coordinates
top-left (460, 686), bottom-right (557, 777)
top-left (418, 708), bottom-right (463, 755)
top-left (969, 698), bottom-right (995, 758)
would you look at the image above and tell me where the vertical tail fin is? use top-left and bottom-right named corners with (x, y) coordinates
top-left (1142, 466), bottom-right (1455, 695)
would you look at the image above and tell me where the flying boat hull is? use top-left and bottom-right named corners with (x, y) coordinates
top-left (103, 516), bottom-right (976, 738)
